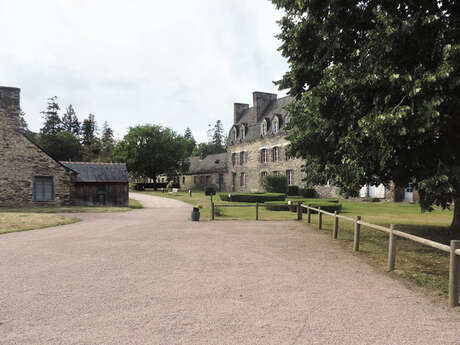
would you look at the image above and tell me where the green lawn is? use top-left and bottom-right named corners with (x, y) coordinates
top-left (0, 198), bottom-right (143, 235)
top-left (135, 190), bottom-right (456, 298)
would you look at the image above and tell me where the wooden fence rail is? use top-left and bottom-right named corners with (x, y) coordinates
top-left (300, 203), bottom-right (460, 308)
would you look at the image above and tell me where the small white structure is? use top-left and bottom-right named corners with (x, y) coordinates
top-left (360, 184), bottom-right (386, 199)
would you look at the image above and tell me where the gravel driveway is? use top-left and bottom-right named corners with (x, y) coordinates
top-left (1, 192), bottom-right (459, 345)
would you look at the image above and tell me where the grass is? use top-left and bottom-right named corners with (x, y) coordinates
top-left (134, 189), bottom-right (456, 298)
top-left (0, 198), bottom-right (143, 235)
top-left (0, 213), bottom-right (80, 235)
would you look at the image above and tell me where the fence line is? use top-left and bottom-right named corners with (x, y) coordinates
top-left (300, 203), bottom-right (460, 308)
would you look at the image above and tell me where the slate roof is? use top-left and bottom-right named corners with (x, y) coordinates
top-left (185, 153), bottom-right (227, 175)
top-left (229, 95), bottom-right (294, 145)
top-left (60, 162), bottom-right (129, 183)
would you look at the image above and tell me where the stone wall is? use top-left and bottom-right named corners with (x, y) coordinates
top-left (0, 86), bottom-right (74, 207)
top-left (182, 172), bottom-right (226, 192)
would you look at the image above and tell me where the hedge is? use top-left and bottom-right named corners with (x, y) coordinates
top-left (287, 185), bottom-right (299, 196)
top-left (218, 193), bottom-right (286, 203)
top-left (265, 199), bottom-right (342, 213)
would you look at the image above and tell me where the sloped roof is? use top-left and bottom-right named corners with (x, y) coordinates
top-left (60, 162), bottom-right (129, 183)
top-left (229, 95), bottom-right (294, 145)
top-left (185, 153), bottom-right (227, 175)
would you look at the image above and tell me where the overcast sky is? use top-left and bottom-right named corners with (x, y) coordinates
top-left (0, 0), bottom-right (288, 142)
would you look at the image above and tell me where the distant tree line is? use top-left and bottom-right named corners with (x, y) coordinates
top-left (22, 96), bottom-right (115, 162)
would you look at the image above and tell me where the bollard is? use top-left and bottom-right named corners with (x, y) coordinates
top-left (353, 216), bottom-right (361, 252)
top-left (256, 202), bottom-right (259, 221)
top-left (388, 224), bottom-right (397, 271)
top-left (307, 205), bottom-right (311, 224)
top-left (297, 202), bottom-right (303, 220)
top-left (211, 202), bottom-right (215, 220)
top-left (318, 207), bottom-right (322, 230)
top-left (333, 211), bottom-right (339, 239)
top-left (449, 240), bottom-right (460, 308)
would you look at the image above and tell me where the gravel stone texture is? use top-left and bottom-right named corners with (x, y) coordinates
top-left (1, 192), bottom-right (459, 344)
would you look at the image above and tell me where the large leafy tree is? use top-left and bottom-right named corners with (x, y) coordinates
top-left (113, 125), bottom-right (190, 181)
top-left (271, 1), bottom-right (460, 230)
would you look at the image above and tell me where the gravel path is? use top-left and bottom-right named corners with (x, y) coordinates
top-left (1, 192), bottom-right (459, 345)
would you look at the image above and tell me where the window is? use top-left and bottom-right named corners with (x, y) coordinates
top-left (240, 124), bottom-right (246, 139)
top-left (273, 116), bottom-right (279, 133)
top-left (261, 119), bottom-right (268, 136)
top-left (194, 176), bottom-right (198, 184)
top-left (34, 176), bottom-right (54, 202)
top-left (182, 176), bottom-right (185, 184)
top-left (284, 115), bottom-right (291, 126)
top-left (273, 171), bottom-right (280, 175)
top-left (240, 172), bottom-right (246, 187)
top-left (261, 171), bottom-right (267, 182)
top-left (232, 127), bottom-right (238, 141)
top-left (232, 153), bottom-right (236, 166)
top-left (240, 151), bottom-right (245, 165)
top-left (286, 170), bottom-right (293, 185)
top-left (260, 149), bottom-right (267, 163)
top-left (272, 146), bottom-right (279, 162)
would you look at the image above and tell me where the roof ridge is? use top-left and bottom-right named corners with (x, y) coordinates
top-left (60, 161), bottom-right (125, 165)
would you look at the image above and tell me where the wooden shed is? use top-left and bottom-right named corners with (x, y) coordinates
top-left (60, 162), bottom-right (129, 206)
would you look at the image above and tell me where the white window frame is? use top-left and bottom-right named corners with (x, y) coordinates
top-left (260, 149), bottom-right (267, 163)
top-left (240, 172), bottom-right (246, 187)
top-left (261, 119), bottom-right (267, 136)
top-left (286, 170), bottom-right (293, 185)
top-left (273, 116), bottom-right (279, 133)
top-left (273, 146), bottom-right (279, 162)
top-left (240, 124), bottom-right (246, 139)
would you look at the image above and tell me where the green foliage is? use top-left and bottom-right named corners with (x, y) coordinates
top-left (299, 187), bottom-right (317, 198)
top-left (113, 124), bottom-right (190, 182)
top-left (40, 96), bottom-right (61, 136)
top-left (38, 132), bottom-right (82, 161)
top-left (272, 0), bottom-right (460, 229)
top-left (61, 105), bottom-right (80, 136)
top-left (192, 120), bottom-right (226, 156)
top-left (100, 121), bottom-right (115, 162)
top-left (218, 193), bottom-right (286, 203)
top-left (183, 127), bottom-right (196, 156)
top-left (81, 114), bottom-right (97, 146)
top-left (287, 185), bottom-right (299, 196)
top-left (262, 174), bottom-right (288, 194)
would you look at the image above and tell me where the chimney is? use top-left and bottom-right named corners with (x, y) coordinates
top-left (200, 148), bottom-right (208, 160)
top-left (253, 91), bottom-right (277, 123)
top-left (0, 86), bottom-right (21, 131)
top-left (234, 103), bottom-right (249, 124)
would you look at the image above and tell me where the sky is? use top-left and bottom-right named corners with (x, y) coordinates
top-left (0, 0), bottom-right (288, 142)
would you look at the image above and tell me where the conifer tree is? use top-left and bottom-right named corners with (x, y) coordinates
top-left (40, 96), bottom-right (61, 136)
top-left (61, 105), bottom-right (80, 136)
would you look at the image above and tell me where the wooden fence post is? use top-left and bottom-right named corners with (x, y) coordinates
top-left (211, 202), bottom-right (215, 220)
top-left (318, 207), bottom-right (322, 230)
top-left (353, 216), bottom-right (361, 252)
top-left (297, 202), bottom-right (303, 221)
top-left (333, 211), bottom-right (339, 239)
top-left (388, 224), bottom-right (396, 271)
top-left (448, 240), bottom-right (460, 308)
top-left (307, 205), bottom-right (311, 224)
top-left (256, 202), bottom-right (259, 221)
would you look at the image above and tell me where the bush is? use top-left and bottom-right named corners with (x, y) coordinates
top-left (299, 188), bottom-right (317, 198)
top-left (205, 186), bottom-right (217, 195)
top-left (218, 193), bottom-right (286, 203)
top-left (265, 199), bottom-right (342, 214)
top-left (287, 185), bottom-right (299, 196)
top-left (262, 174), bottom-right (288, 194)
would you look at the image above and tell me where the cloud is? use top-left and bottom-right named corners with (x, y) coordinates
top-left (0, 0), bottom-right (288, 142)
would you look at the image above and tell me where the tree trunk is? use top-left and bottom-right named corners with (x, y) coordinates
top-left (451, 198), bottom-right (460, 233)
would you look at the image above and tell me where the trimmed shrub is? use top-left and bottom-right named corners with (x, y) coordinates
top-left (218, 193), bottom-right (286, 203)
top-left (262, 174), bottom-right (288, 194)
top-left (265, 199), bottom-right (342, 214)
top-left (287, 185), bottom-right (299, 196)
top-left (299, 187), bottom-right (317, 198)
top-left (204, 186), bottom-right (217, 195)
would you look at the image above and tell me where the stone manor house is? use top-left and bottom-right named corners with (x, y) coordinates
top-left (182, 91), bottom-right (418, 202)
top-left (0, 86), bottom-right (129, 207)
top-left (182, 91), bottom-right (338, 198)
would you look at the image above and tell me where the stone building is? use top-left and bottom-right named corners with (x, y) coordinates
top-left (0, 86), bottom-right (129, 207)
top-left (224, 91), bottom-right (339, 196)
top-left (182, 152), bottom-right (227, 191)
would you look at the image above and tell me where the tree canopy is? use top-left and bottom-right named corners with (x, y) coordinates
top-left (113, 125), bottom-right (190, 181)
top-left (271, 0), bottom-right (460, 229)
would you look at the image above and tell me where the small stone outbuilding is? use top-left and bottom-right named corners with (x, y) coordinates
top-left (181, 152), bottom-right (227, 191)
top-left (0, 85), bottom-right (129, 207)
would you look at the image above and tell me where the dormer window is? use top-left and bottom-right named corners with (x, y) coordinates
top-left (273, 116), bottom-right (280, 133)
top-left (261, 119), bottom-right (268, 136)
top-left (232, 127), bottom-right (238, 141)
top-left (284, 114), bottom-right (291, 127)
top-left (240, 124), bottom-right (246, 140)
